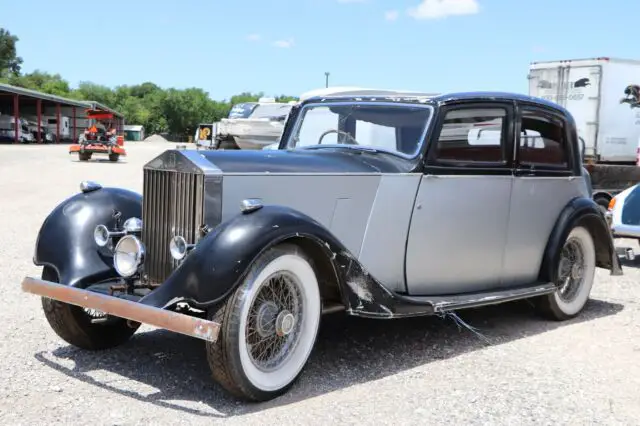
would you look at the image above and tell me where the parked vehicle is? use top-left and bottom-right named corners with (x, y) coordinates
top-left (22, 90), bottom-right (622, 402)
top-left (529, 57), bottom-right (640, 210)
top-left (605, 183), bottom-right (640, 239)
top-left (0, 115), bottom-right (32, 143)
top-left (603, 184), bottom-right (640, 261)
top-left (24, 118), bottom-right (56, 143)
top-left (211, 98), bottom-right (296, 150)
top-left (44, 116), bottom-right (72, 141)
top-left (68, 110), bottom-right (126, 162)
top-left (194, 122), bottom-right (218, 149)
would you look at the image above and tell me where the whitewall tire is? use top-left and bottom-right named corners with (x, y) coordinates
top-left (206, 243), bottom-right (321, 401)
top-left (537, 226), bottom-right (596, 320)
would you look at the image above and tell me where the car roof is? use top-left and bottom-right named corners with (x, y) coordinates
top-left (301, 90), bottom-right (570, 117)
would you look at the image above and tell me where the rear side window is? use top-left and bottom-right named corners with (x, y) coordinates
top-left (432, 107), bottom-right (506, 164)
top-left (518, 111), bottom-right (569, 168)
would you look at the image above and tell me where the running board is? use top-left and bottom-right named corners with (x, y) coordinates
top-left (400, 282), bottom-right (557, 313)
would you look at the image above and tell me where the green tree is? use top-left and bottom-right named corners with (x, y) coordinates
top-left (73, 82), bottom-right (115, 105)
top-left (5, 70), bottom-right (71, 96)
top-left (0, 28), bottom-right (22, 78)
top-left (161, 88), bottom-right (218, 136)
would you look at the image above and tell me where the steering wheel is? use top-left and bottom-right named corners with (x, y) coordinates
top-left (317, 129), bottom-right (358, 145)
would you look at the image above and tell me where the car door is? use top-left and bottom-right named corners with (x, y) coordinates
top-left (502, 103), bottom-right (585, 286)
top-left (404, 101), bottom-right (515, 296)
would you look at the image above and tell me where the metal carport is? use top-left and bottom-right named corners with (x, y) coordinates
top-left (0, 82), bottom-right (124, 144)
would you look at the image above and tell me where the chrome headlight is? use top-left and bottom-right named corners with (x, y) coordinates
top-left (94, 224), bottom-right (110, 247)
top-left (169, 236), bottom-right (188, 261)
top-left (123, 217), bottom-right (142, 233)
top-left (113, 235), bottom-right (145, 277)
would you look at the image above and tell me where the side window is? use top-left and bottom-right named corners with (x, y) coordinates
top-left (432, 107), bottom-right (506, 164)
top-left (518, 111), bottom-right (568, 168)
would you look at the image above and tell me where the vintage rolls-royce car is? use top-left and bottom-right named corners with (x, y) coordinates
top-left (22, 91), bottom-right (623, 402)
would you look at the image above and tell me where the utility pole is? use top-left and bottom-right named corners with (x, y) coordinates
top-left (325, 72), bottom-right (330, 88)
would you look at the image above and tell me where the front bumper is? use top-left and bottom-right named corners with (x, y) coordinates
top-left (21, 276), bottom-right (220, 342)
top-left (69, 144), bottom-right (126, 155)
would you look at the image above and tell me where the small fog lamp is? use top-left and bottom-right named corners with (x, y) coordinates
top-left (169, 236), bottom-right (188, 261)
top-left (94, 224), bottom-right (110, 247)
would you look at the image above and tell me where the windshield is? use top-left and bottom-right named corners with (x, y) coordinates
top-left (228, 103), bottom-right (257, 118)
top-left (286, 103), bottom-right (432, 157)
top-left (249, 103), bottom-right (293, 119)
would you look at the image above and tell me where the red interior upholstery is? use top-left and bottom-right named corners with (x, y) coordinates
top-left (436, 145), bottom-right (502, 162)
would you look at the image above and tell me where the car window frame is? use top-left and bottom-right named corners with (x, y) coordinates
top-left (514, 104), bottom-right (575, 176)
top-left (283, 100), bottom-right (436, 160)
top-left (424, 101), bottom-right (515, 174)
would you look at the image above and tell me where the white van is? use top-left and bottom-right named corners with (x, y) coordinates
top-left (0, 115), bottom-right (32, 143)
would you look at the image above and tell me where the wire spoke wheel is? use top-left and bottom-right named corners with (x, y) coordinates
top-left (246, 271), bottom-right (304, 371)
top-left (557, 237), bottom-right (586, 303)
top-left (535, 226), bottom-right (596, 321)
top-left (206, 244), bottom-right (322, 401)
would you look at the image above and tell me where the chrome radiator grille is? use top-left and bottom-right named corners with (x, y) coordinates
top-left (142, 168), bottom-right (204, 284)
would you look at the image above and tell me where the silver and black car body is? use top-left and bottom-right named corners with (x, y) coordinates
top-left (23, 91), bottom-right (623, 402)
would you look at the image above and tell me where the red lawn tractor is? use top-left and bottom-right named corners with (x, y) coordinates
top-left (69, 109), bottom-right (126, 162)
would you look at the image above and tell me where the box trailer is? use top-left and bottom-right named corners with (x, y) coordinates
top-left (529, 57), bottom-right (640, 163)
top-left (529, 57), bottom-right (640, 210)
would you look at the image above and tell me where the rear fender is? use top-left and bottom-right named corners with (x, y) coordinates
top-left (139, 205), bottom-right (399, 315)
top-left (539, 196), bottom-right (623, 283)
top-left (33, 186), bottom-right (142, 287)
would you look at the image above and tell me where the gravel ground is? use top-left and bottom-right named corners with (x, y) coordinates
top-left (0, 142), bottom-right (639, 425)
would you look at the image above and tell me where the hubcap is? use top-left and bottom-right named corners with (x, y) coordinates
top-left (557, 237), bottom-right (585, 302)
top-left (275, 311), bottom-right (296, 336)
top-left (245, 271), bottom-right (303, 372)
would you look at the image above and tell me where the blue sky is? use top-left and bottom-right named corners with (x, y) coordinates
top-left (1, 0), bottom-right (638, 101)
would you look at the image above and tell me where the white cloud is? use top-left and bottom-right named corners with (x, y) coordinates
top-left (273, 38), bottom-right (295, 48)
top-left (246, 33), bottom-right (261, 42)
top-left (407, 0), bottom-right (479, 20)
top-left (385, 10), bottom-right (399, 21)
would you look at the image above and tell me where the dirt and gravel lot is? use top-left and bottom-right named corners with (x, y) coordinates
top-left (0, 141), bottom-right (639, 425)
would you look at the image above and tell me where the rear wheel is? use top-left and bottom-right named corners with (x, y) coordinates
top-left (536, 226), bottom-right (596, 321)
top-left (40, 267), bottom-right (139, 350)
top-left (78, 152), bottom-right (91, 161)
top-left (593, 195), bottom-right (610, 214)
top-left (205, 244), bottom-right (322, 401)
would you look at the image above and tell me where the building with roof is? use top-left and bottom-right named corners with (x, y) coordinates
top-left (0, 82), bottom-right (124, 144)
top-left (123, 124), bottom-right (145, 141)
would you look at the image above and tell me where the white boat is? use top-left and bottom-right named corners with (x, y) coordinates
top-left (214, 98), bottom-right (295, 150)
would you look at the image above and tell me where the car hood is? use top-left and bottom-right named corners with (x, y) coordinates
top-left (144, 148), bottom-right (415, 174)
top-left (197, 148), bottom-right (412, 174)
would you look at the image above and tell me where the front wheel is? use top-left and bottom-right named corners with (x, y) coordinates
top-left (40, 267), bottom-right (139, 350)
top-left (536, 226), bottom-right (596, 321)
top-left (108, 153), bottom-right (119, 162)
top-left (206, 244), bottom-right (322, 401)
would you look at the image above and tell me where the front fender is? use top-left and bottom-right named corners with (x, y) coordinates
top-left (33, 186), bottom-right (142, 287)
top-left (138, 205), bottom-right (400, 314)
top-left (539, 196), bottom-right (623, 284)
